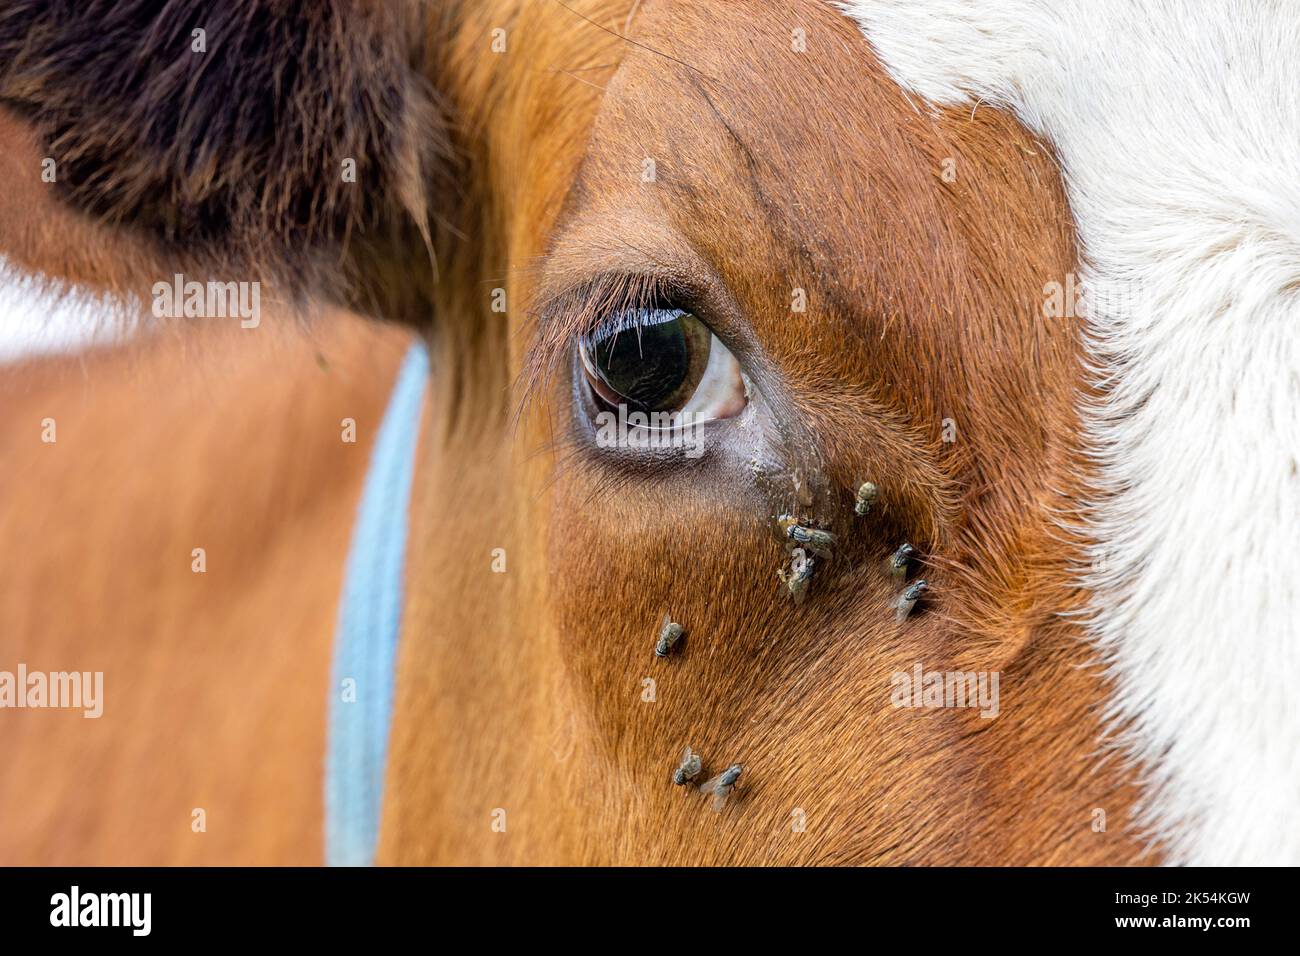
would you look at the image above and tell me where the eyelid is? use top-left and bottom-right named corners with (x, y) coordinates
top-left (540, 272), bottom-right (697, 343)
top-left (522, 237), bottom-right (755, 410)
top-left (524, 271), bottom-right (709, 400)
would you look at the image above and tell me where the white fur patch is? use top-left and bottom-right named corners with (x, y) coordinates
top-left (0, 255), bottom-right (137, 362)
top-left (838, 0), bottom-right (1300, 864)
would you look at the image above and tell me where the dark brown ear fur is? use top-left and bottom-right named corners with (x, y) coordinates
top-left (0, 0), bottom-right (455, 305)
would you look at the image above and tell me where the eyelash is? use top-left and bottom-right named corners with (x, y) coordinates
top-left (580, 277), bottom-right (688, 336)
top-left (522, 273), bottom-right (702, 396)
top-left (579, 306), bottom-right (686, 355)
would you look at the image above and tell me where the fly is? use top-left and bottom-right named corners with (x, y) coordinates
top-left (698, 763), bottom-right (744, 812)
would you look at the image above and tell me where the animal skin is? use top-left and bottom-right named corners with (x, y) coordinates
top-left (840, 0), bottom-right (1300, 867)
top-left (0, 0), bottom-right (1294, 865)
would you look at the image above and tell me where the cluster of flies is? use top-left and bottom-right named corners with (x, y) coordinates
top-left (655, 623), bottom-right (743, 812)
top-left (652, 480), bottom-right (929, 811)
top-left (776, 480), bottom-right (927, 620)
top-left (672, 746), bottom-right (743, 812)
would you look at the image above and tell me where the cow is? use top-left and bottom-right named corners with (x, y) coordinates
top-left (0, 0), bottom-right (1296, 866)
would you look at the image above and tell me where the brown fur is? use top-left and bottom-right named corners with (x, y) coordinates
top-left (0, 0), bottom-right (1155, 864)
top-left (0, 317), bottom-right (412, 864)
top-left (0, 97), bottom-right (413, 863)
top-left (0, 0), bottom-right (453, 310)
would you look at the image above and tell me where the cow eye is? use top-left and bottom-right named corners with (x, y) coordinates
top-left (577, 308), bottom-right (747, 419)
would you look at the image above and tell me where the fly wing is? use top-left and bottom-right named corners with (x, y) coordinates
top-left (697, 772), bottom-right (722, 794)
top-left (711, 788), bottom-right (730, 812)
top-left (803, 534), bottom-right (833, 560)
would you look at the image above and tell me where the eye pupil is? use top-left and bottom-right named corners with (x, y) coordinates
top-left (582, 308), bottom-right (711, 413)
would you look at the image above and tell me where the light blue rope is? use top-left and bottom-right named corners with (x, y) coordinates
top-left (326, 342), bottom-right (429, 866)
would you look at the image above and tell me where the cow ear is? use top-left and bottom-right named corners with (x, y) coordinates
top-left (0, 0), bottom-right (455, 316)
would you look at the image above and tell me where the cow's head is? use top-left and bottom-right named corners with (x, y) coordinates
top-left (376, 0), bottom-right (1147, 865)
top-left (6, 0), bottom-right (1296, 864)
